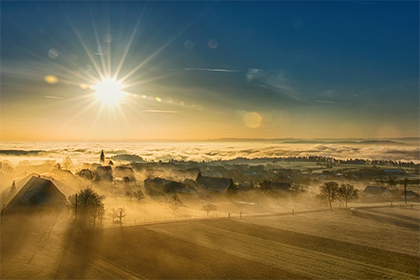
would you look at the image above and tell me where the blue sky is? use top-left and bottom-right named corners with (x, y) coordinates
top-left (1, 1), bottom-right (419, 141)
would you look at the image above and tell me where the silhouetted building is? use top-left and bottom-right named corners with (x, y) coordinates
top-left (100, 150), bottom-right (105, 163)
top-left (144, 178), bottom-right (191, 195)
top-left (2, 176), bottom-right (76, 215)
top-left (114, 166), bottom-right (136, 182)
top-left (95, 165), bottom-right (113, 182)
top-left (76, 168), bottom-right (94, 180)
top-left (196, 173), bottom-right (235, 194)
top-left (361, 186), bottom-right (393, 202)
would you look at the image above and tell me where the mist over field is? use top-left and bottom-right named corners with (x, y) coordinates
top-left (1, 138), bottom-right (419, 166)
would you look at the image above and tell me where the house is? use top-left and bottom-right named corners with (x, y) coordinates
top-left (94, 166), bottom-right (113, 182)
top-left (196, 173), bottom-right (235, 194)
top-left (76, 169), bottom-right (94, 180)
top-left (361, 186), bottom-right (393, 202)
top-left (2, 175), bottom-right (76, 215)
top-left (114, 166), bottom-right (136, 182)
top-left (400, 190), bottom-right (420, 202)
top-left (260, 180), bottom-right (292, 192)
top-left (144, 178), bottom-right (192, 195)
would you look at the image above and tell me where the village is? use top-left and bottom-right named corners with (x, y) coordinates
top-left (1, 150), bottom-right (419, 222)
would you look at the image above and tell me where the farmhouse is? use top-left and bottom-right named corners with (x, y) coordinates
top-left (401, 190), bottom-right (420, 202)
top-left (114, 166), bottom-right (136, 182)
top-left (196, 173), bottom-right (235, 194)
top-left (260, 180), bottom-right (292, 192)
top-left (361, 186), bottom-right (393, 202)
top-left (2, 175), bottom-right (76, 215)
top-left (95, 165), bottom-right (113, 182)
top-left (144, 177), bottom-right (192, 195)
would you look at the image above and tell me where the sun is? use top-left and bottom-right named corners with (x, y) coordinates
top-left (94, 78), bottom-right (125, 105)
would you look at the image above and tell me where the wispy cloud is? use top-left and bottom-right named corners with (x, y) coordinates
top-left (143, 110), bottom-right (179, 113)
top-left (44, 95), bottom-right (63, 99)
top-left (246, 69), bottom-right (302, 101)
top-left (167, 68), bottom-right (243, 73)
top-left (315, 100), bottom-right (337, 104)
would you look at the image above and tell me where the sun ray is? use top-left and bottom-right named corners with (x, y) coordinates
top-left (122, 72), bottom-right (177, 89)
top-left (61, 99), bottom-right (98, 128)
top-left (112, 10), bottom-right (144, 81)
top-left (64, 12), bottom-right (105, 81)
top-left (118, 35), bottom-right (178, 83)
top-left (90, 8), bottom-right (109, 78)
top-left (114, 103), bottom-right (134, 133)
top-left (86, 103), bottom-right (106, 141)
top-left (105, 7), bottom-right (112, 80)
top-left (7, 44), bottom-right (96, 85)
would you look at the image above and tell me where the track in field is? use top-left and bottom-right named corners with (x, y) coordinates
top-left (146, 220), bottom-right (419, 279)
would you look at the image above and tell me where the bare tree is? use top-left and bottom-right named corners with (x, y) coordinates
top-left (319, 181), bottom-right (339, 210)
top-left (117, 207), bottom-right (126, 224)
top-left (62, 156), bottom-right (73, 170)
top-left (201, 203), bottom-right (217, 216)
top-left (167, 194), bottom-right (183, 216)
top-left (126, 191), bottom-right (133, 201)
top-left (133, 190), bottom-right (145, 203)
top-left (338, 183), bottom-right (358, 207)
top-left (109, 208), bottom-right (118, 224)
top-left (0, 160), bottom-right (13, 174)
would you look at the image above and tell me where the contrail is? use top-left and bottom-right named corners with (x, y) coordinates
top-left (167, 68), bottom-right (244, 73)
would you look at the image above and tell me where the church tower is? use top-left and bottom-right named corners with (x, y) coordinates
top-left (100, 150), bottom-right (105, 164)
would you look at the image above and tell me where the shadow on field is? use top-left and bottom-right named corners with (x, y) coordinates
top-left (1, 214), bottom-right (38, 260)
top-left (53, 221), bottom-right (103, 279)
top-left (353, 209), bottom-right (419, 230)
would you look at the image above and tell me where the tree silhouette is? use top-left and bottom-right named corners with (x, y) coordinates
top-left (116, 207), bottom-right (127, 224)
top-left (167, 194), bottom-right (183, 216)
top-left (62, 156), bottom-right (73, 170)
top-left (338, 184), bottom-right (358, 207)
top-left (201, 203), bottom-right (217, 216)
top-left (68, 187), bottom-right (105, 226)
top-left (133, 190), bottom-right (145, 203)
top-left (126, 191), bottom-right (133, 201)
top-left (319, 181), bottom-right (339, 210)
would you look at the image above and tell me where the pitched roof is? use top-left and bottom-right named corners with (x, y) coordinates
top-left (197, 176), bottom-right (233, 192)
top-left (363, 186), bottom-right (389, 195)
top-left (3, 176), bottom-right (76, 213)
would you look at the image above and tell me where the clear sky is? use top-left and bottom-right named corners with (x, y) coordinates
top-left (1, 1), bottom-right (418, 141)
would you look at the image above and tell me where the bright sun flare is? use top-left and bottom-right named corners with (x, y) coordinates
top-left (95, 78), bottom-right (124, 105)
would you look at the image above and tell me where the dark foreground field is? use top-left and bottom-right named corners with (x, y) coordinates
top-left (1, 207), bottom-right (419, 279)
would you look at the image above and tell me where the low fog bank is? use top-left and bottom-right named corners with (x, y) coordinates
top-left (1, 139), bottom-right (419, 166)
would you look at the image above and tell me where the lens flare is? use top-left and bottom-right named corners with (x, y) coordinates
top-left (44, 75), bottom-right (58, 84)
top-left (243, 112), bottom-right (262, 128)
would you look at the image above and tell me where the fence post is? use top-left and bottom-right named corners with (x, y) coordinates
top-left (228, 213), bottom-right (230, 219)
top-left (75, 194), bottom-right (78, 221)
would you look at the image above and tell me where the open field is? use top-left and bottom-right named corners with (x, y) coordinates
top-left (1, 206), bottom-right (419, 279)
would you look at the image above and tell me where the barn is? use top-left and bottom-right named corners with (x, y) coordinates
top-left (2, 175), bottom-right (76, 215)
